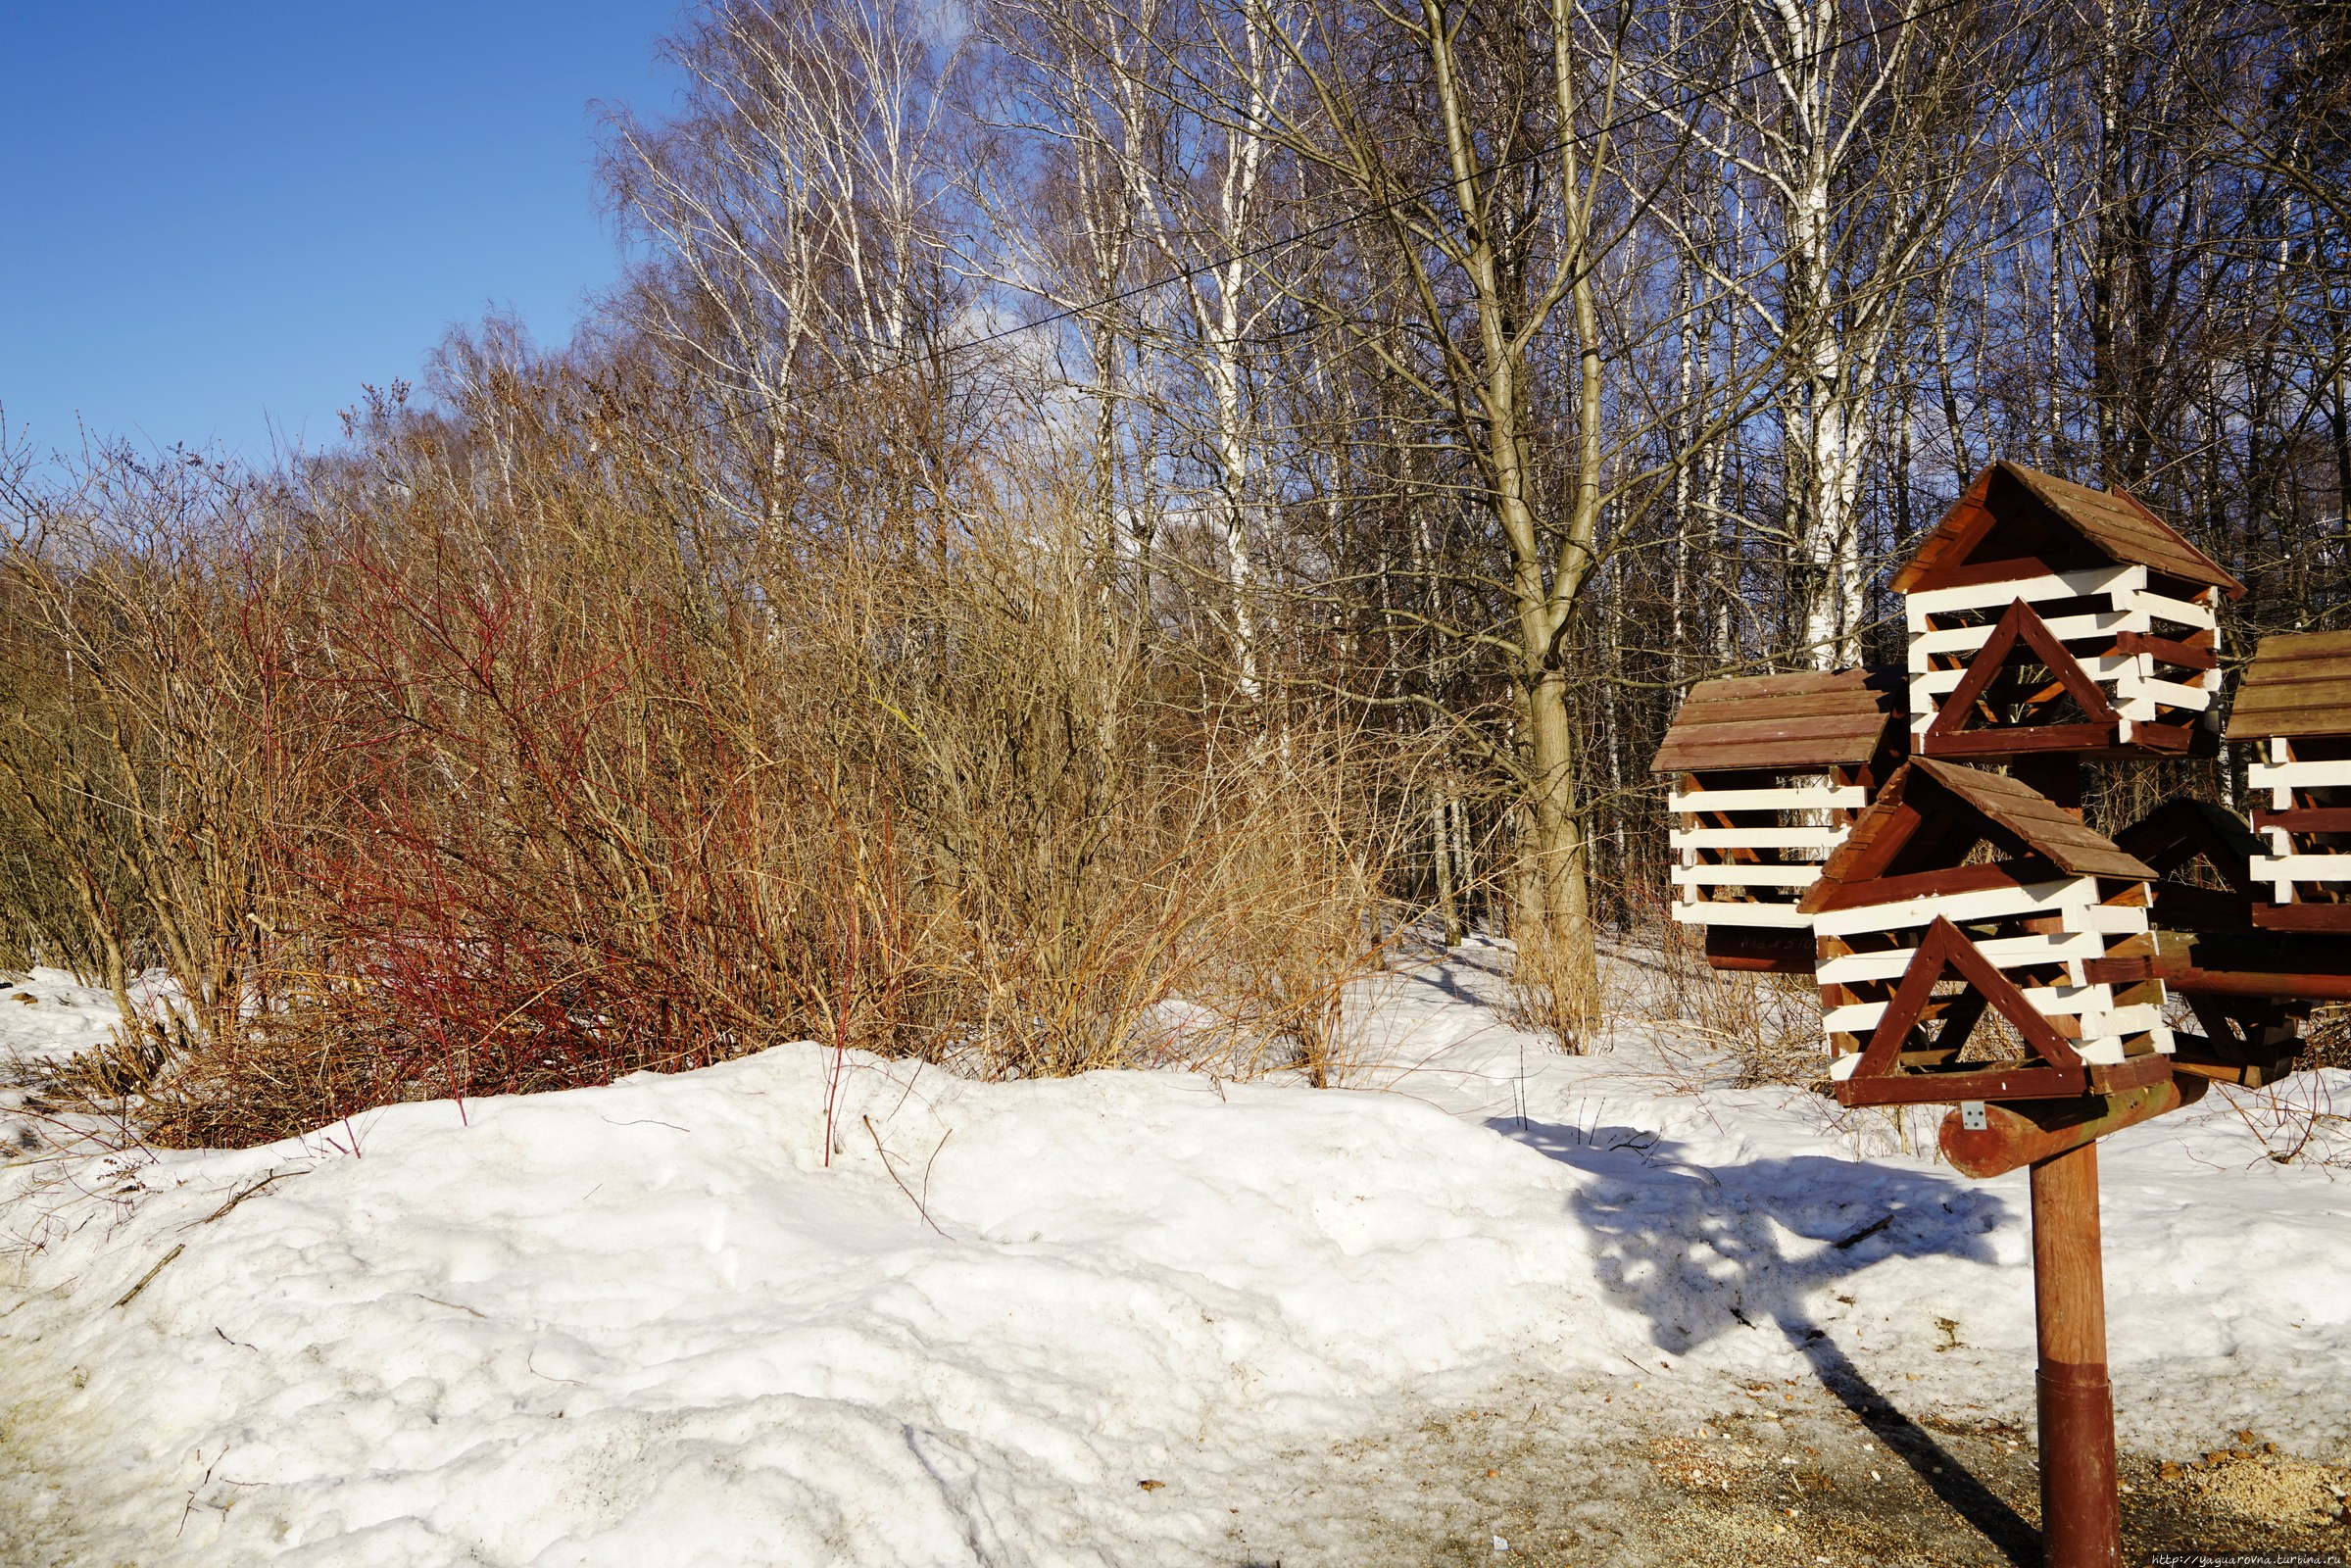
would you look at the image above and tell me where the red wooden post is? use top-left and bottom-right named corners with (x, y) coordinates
top-left (2031, 1140), bottom-right (2121, 1567)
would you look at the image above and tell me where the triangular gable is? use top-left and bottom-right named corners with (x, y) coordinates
top-left (1924, 599), bottom-right (2120, 743)
top-left (1847, 916), bottom-right (2086, 1090)
top-left (1894, 460), bottom-right (2244, 597)
top-left (2114, 798), bottom-right (2264, 894)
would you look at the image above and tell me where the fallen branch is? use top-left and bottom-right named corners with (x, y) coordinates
top-left (1833, 1214), bottom-right (1894, 1250)
top-left (113, 1243), bottom-right (185, 1308)
top-left (183, 1169), bottom-right (299, 1231)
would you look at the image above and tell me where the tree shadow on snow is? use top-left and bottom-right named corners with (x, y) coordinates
top-left (1494, 1118), bottom-right (2040, 1566)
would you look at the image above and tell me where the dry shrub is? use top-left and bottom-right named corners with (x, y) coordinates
top-left (0, 450), bottom-right (309, 1091)
top-left (1639, 918), bottom-right (1824, 1085)
top-left (2, 345), bottom-right (1412, 1147)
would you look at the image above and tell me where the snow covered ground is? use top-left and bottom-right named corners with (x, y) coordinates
top-left (1, 946), bottom-right (2346, 1565)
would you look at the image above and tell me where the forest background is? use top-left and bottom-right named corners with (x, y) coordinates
top-left (0, 0), bottom-right (2343, 1147)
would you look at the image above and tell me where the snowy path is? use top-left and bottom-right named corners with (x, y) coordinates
top-left (1, 954), bottom-right (2345, 1564)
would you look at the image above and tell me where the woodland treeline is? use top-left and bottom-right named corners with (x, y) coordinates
top-left (1, 0), bottom-right (2344, 1142)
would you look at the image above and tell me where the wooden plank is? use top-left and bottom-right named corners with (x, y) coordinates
top-left (1903, 563), bottom-right (2142, 618)
top-left (2250, 904), bottom-right (2351, 934)
top-left (2231, 654), bottom-right (2351, 688)
top-left (2115, 674), bottom-right (2213, 711)
top-left (1804, 860), bottom-right (2024, 917)
top-left (2251, 854), bottom-right (2351, 882)
top-left (1674, 689), bottom-right (1897, 722)
top-left (1816, 928), bottom-right (2105, 986)
top-left (1837, 1064), bottom-right (2089, 1105)
top-left (1670, 826), bottom-right (1848, 851)
top-left (2130, 589), bottom-right (2220, 630)
top-left (1826, 980), bottom-right (2116, 1033)
top-left (1909, 610), bottom-right (2141, 670)
top-left (1672, 902), bottom-right (1815, 929)
top-left (2113, 629), bottom-right (2217, 669)
top-left (1670, 785), bottom-right (1867, 813)
top-left (2058, 902), bottom-right (2149, 935)
top-left (1672, 864), bottom-right (1822, 888)
top-left (1813, 874), bottom-right (2090, 936)
top-left (2247, 760), bottom-right (2351, 789)
top-left (1703, 925), bottom-right (1817, 975)
top-left (2169, 958), bottom-right (2351, 998)
top-left (2252, 808), bottom-right (2351, 833)
top-left (1920, 725), bottom-right (2121, 758)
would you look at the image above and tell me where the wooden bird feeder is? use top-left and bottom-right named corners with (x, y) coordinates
top-left (1798, 759), bottom-right (2172, 1106)
top-left (1650, 668), bottom-right (1904, 975)
top-left (2110, 798), bottom-right (2328, 1088)
top-left (1648, 465), bottom-right (2332, 1568)
top-left (2226, 628), bottom-right (2351, 933)
top-left (1898, 462), bottom-right (2243, 761)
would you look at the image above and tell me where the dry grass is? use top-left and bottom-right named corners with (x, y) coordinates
top-left (0, 350), bottom-right (1418, 1148)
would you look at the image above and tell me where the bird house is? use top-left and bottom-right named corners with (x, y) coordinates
top-left (2112, 797), bottom-right (2315, 1088)
top-left (1896, 463), bottom-right (2242, 761)
top-left (2225, 629), bottom-right (2351, 933)
top-left (1797, 759), bottom-right (2171, 1105)
top-left (1651, 668), bottom-right (1905, 973)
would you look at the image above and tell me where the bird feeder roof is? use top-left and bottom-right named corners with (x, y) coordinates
top-left (1801, 759), bottom-right (2157, 910)
top-left (1650, 667), bottom-right (1905, 774)
top-left (1892, 461), bottom-right (2244, 598)
top-left (2224, 629), bottom-right (2351, 741)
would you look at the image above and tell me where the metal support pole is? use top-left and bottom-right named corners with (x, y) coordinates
top-left (2031, 1139), bottom-right (2121, 1567)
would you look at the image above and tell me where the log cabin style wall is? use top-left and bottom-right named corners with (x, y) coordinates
top-left (1650, 669), bottom-right (1905, 974)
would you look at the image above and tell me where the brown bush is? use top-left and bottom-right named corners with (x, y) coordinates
top-left (1, 345), bottom-right (1410, 1148)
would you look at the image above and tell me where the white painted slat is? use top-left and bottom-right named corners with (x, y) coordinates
top-left (1811, 877), bottom-right (2095, 938)
top-left (1670, 786), bottom-right (1868, 813)
top-left (1822, 981), bottom-right (2114, 1035)
top-left (1670, 826), bottom-right (1847, 851)
top-left (2250, 855), bottom-right (2351, 883)
top-left (1672, 864), bottom-right (1822, 889)
top-left (1815, 929), bottom-right (2105, 986)
top-left (2130, 589), bottom-right (2218, 630)
top-left (2114, 674), bottom-right (2212, 711)
top-left (2074, 1003), bottom-right (2164, 1038)
top-left (2059, 902), bottom-right (2150, 935)
top-left (1912, 653), bottom-right (2188, 703)
top-left (1671, 902), bottom-right (1816, 929)
top-left (2248, 760), bottom-right (2351, 790)
top-left (1906, 610), bottom-right (2137, 669)
top-left (1903, 564), bottom-right (2144, 622)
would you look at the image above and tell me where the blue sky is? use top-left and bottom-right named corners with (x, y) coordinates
top-left (1, 2), bottom-right (680, 464)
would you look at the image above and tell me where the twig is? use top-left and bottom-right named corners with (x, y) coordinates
top-left (863, 1114), bottom-right (949, 1238)
top-left (182, 1169), bottom-right (297, 1231)
top-left (178, 1446), bottom-right (226, 1538)
top-left (1833, 1214), bottom-right (1894, 1250)
top-left (113, 1243), bottom-right (184, 1308)
top-left (919, 1128), bottom-right (952, 1215)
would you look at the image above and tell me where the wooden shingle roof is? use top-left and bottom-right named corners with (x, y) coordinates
top-left (2224, 629), bottom-right (2351, 741)
top-left (1649, 668), bottom-right (1904, 774)
top-left (1892, 461), bottom-right (2244, 597)
top-left (1800, 760), bottom-right (2157, 909)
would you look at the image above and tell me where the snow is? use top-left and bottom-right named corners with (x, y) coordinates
top-left (2, 941), bottom-right (2346, 1564)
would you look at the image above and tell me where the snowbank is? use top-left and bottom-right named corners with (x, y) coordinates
top-left (2, 949), bottom-right (2345, 1564)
